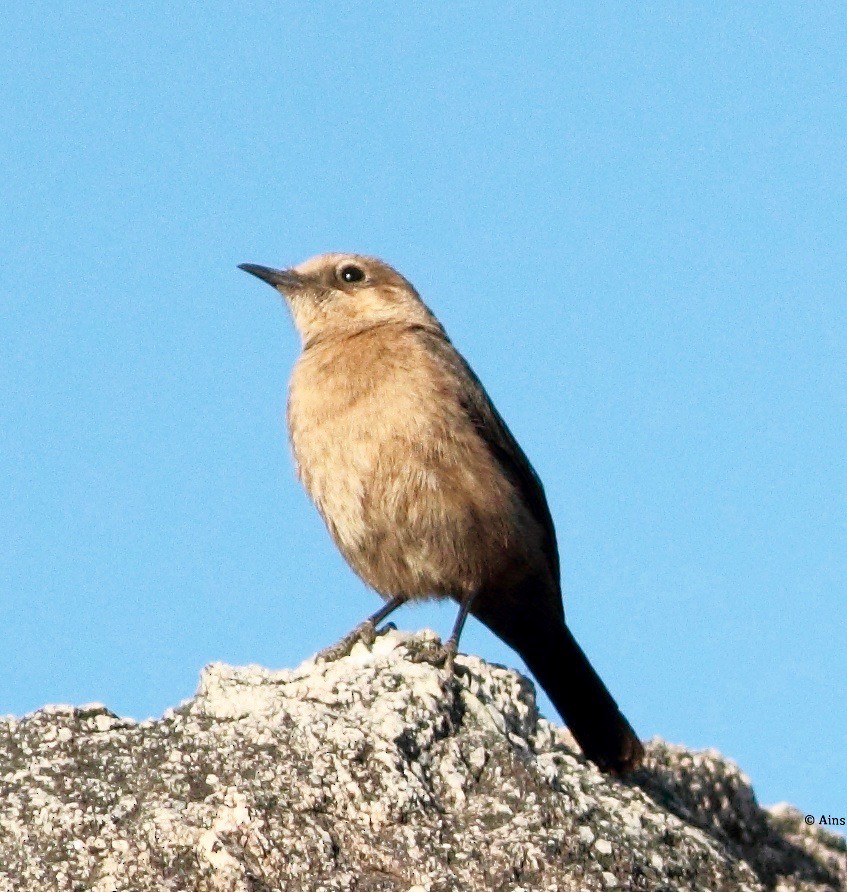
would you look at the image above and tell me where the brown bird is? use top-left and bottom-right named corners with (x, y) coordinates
top-left (239, 253), bottom-right (644, 773)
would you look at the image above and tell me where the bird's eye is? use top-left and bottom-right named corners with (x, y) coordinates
top-left (339, 264), bottom-right (365, 284)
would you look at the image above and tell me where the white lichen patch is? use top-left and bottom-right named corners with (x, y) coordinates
top-left (0, 628), bottom-right (843, 892)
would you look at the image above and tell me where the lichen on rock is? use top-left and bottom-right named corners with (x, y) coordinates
top-left (0, 629), bottom-right (844, 891)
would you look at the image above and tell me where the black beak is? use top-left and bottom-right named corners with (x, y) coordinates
top-left (238, 263), bottom-right (304, 291)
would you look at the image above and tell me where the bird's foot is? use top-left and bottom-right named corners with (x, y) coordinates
top-left (315, 620), bottom-right (377, 663)
top-left (409, 636), bottom-right (458, 673)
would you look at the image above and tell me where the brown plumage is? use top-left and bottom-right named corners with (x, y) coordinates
top-left (240, 253), bottom-right (644, 773)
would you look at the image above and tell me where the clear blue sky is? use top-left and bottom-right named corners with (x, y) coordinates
top-left (1, 4), bottom-right (844, 823)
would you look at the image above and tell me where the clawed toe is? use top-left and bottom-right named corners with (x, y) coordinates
top-left (315, 619), bottom-right (461, 675)
top-left (409, 638), bottom-right (458, 672)
top-left (315, 620), bottom-right (377, 663)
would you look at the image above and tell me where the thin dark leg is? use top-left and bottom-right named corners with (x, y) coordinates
top-left (446, 595), bottom-right (473, 651)
top-left (440, 593), bottom-right (476, 671)
top-left (367, 595), bottom-right (405, 628)
top-left (316, 595), bottom-right (406, 662)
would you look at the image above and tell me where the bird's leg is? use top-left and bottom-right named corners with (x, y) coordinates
top-left (315, 595), bottom-right (406, 662)
top-left (411, 594), bottom-right (475, 672)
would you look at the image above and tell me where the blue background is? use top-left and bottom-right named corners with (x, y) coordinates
top-left (1, 4), bottom-right (844, 824)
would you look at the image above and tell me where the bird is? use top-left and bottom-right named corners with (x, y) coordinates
top-left (239, 253), bottom-right (644, 773)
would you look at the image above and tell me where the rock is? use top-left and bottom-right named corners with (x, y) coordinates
top-left (0, 629), bottom-right (844, 891)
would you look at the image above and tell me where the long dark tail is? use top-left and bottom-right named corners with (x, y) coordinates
top-left (475, 599), bottom-right (644, 773)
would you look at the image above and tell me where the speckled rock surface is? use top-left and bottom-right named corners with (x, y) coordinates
top-left (0, 629), bottom-right (844, 891)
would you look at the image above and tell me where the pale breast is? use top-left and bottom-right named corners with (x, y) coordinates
top-left (287, 331), bottom-right (432, 551)
top-left (287, 327), bottom-right (542, 599)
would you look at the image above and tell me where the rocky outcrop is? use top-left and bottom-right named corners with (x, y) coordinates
top-left (0, 629), bottom-right (844, 891)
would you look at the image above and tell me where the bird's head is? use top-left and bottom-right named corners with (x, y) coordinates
top-left (239, 253), bottom-right (439, 347)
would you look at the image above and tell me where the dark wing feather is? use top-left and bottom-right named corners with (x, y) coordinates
top-left (421, 330), bottom-right (561, 587)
